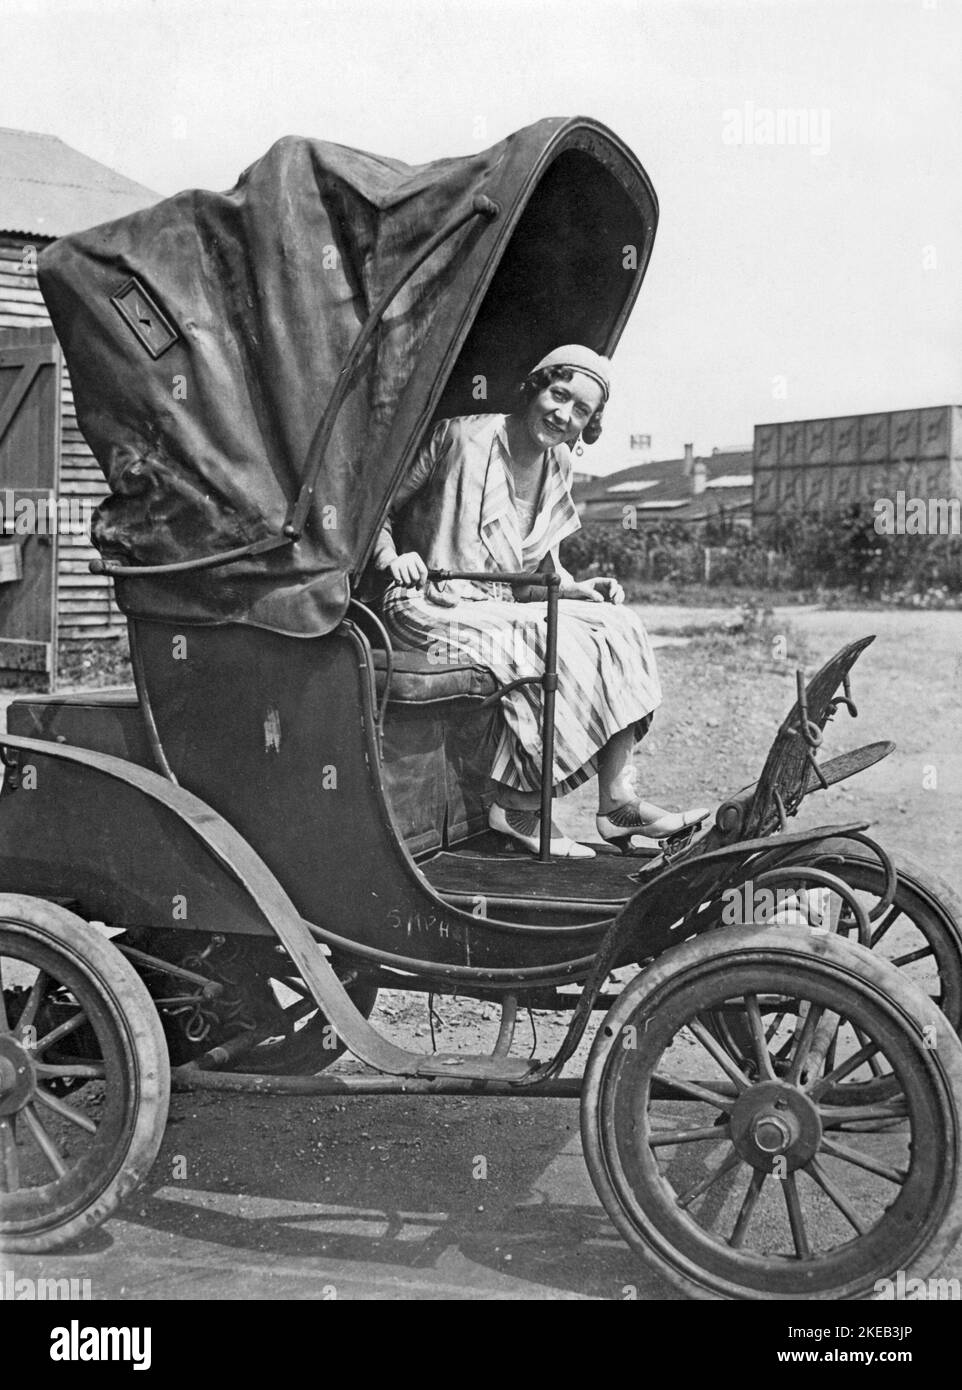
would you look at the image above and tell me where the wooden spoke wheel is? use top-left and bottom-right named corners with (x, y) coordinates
top-left (0, 896), bottom-right (170, 1253)
top-left (581, 925), bottom-right (962, 1300)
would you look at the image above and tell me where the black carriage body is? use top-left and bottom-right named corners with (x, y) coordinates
top-left (0, 610), bottom-right (885, 1004)
top-left (0, 617), bottom-right (638, 983)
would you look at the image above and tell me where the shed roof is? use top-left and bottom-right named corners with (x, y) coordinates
top-left (0, 127), bottom-right (159, 238)
top-left (575, 448), bottom-right (751, 498)
top-left (579, 489), bottom-right (754, 523)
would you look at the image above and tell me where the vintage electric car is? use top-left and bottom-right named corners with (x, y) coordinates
top-left (1, 117), bottom-right (961, 1300)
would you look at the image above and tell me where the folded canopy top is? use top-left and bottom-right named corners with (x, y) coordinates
top-left (39, 117), bottom-right (657, 635)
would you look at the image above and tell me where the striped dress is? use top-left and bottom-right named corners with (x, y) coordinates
top-left (380, 417), bottom-right (662, 796)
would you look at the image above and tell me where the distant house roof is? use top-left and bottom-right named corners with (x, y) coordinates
top-left (0, 127), bottom-right (159, 239)
top-left (704, 473), bottom-right (753, 489)
top-left (603, 478), bottom-right (660, 494)
top-left (573, 447), bottom-right (754, 523)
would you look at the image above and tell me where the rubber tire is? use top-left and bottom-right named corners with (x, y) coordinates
top-left (581, 924), bottom-right (962, 1301)
top-left (0, 895), bottom-right (170, 1253)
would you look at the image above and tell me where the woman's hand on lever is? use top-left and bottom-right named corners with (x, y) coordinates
top-left (561, 576), bottom-right (624, 605)
top-left (388, 552), bottom-right (429, 587)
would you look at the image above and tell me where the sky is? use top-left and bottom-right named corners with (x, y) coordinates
top-left (3, 0), bottom-right (960, 473)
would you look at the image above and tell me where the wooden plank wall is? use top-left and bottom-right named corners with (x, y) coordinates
top-left (0, 233), bottom-right (123, 644)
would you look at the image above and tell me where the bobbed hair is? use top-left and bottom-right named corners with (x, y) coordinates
top-left (518, 364), bottom-right (606, 445)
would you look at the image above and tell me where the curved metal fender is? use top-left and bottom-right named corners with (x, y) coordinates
top-left (0, 733), bottom-right (421, 1077)
top-left (525, 819), bottom-right (872, 1084)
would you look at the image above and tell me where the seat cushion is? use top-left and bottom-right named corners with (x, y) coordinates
top-left (9, 686), bottom-right (139, 709)
top-left (371, 649), bottom-right (496, 703)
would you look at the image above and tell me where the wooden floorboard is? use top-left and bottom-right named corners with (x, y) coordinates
top-left (420, 831), bottom-right (658, 903)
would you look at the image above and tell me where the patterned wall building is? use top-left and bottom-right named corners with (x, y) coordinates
top-left (753, 406), bottom-right (962, 521)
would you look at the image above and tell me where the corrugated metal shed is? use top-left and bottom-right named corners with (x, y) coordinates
top-left (0, 127), bottom-right (158, 238)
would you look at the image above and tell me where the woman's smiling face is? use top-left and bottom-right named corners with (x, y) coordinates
top-left (522, 371), bottom-right (604, 451)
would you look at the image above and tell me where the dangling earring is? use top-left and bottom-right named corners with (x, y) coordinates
top-left (575, 436), bottom-right (585, 457)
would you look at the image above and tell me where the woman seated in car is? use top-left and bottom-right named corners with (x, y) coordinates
top-left (373, 344), bottom-right (707, 858)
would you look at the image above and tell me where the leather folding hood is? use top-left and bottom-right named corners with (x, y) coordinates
top-left (38, 118), bottom-right (657, 636)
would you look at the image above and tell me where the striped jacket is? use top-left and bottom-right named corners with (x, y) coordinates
top-left (373, 414), bottom-right (581, 606)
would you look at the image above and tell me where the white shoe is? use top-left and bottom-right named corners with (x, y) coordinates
top-left (489, 803), bottom-right (596, 858)
top-left (595, 802), bottom-right (710, 849)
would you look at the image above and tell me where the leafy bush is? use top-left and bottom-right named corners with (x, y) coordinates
top-left (561, 504), bottom-right (962, 603)
top-left (758, 502), bottom-right (962, 599)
